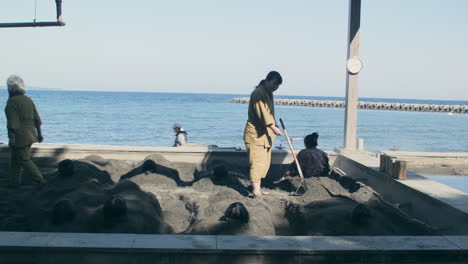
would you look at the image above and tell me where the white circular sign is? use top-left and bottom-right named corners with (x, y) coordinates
top-left (346, 56), bottom-right (363, 74)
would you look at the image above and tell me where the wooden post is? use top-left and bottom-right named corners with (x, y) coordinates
top-left (343, 0), bottom-right (361, 150)
top-left (380, 154), bottom-right (407, 180)
top-left (380, 154), bottom-right (385, 173)
top-left (394, 160), bottom-right (407, 180)
top-left (386, 157), bottom-right (393, 176)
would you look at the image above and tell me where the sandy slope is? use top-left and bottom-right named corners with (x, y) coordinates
top-left (0, 154), bottom-right (437, 236)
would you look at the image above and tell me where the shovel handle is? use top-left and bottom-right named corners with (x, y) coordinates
top-left (278, 118), bottom-right (307, 191)
top-left (279, 118), bottom-right (285, 129)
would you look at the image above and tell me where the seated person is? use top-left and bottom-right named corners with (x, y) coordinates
top-left (285, 132), bottom-right (330, 178)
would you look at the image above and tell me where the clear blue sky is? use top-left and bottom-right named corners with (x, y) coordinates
top-left (1, 0), bottom-right (467, 100)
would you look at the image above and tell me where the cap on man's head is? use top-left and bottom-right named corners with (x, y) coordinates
top-left (173, 123), bottom-right (182, 129)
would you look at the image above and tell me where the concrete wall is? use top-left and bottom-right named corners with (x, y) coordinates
top-left (0, 143), bottom-right (338, 170)
top-left (333, 155), bottom-right (468, 234)
top-left (0, 232), bottom-right (467, 264)
top-left (380, 151), bottom-right (468, 172)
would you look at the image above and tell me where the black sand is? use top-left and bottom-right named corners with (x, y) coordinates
top-left (0, 154), bottom-right (438, 236)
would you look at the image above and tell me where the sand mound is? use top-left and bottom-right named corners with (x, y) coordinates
top-left (0, 154), bottom-right (437, 236)
top-left (1, 159), bottom-right (171, 234)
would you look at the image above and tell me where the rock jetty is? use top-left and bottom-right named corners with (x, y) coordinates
top-left (230, 98), bottom-right (468, 114)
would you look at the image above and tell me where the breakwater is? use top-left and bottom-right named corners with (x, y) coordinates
top-left (231, 98), bottom-right (468, 114)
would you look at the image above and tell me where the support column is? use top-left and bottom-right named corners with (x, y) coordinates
top-left (343, 0), bottom-right (361, 150)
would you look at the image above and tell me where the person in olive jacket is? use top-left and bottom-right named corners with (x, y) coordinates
top-left (5, 75), bottom-right (45, 185)
top-left (243, 71), bottom-right (283, 198)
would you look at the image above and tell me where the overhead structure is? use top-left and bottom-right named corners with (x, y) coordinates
top-left (343, 0), bottom-right (362, 151)
top-left (0, 0), bottom-right (65, 28)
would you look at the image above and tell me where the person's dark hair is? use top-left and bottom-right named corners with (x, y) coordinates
top-left (213, 165), bottom-right (228, 178)
top-left (103, 195), bottom-right (127, 220)
top-left (351, 204), bottom-right (372, 226)
top-left (58, 159), bottom-right (75, 177)
top-left (257, 71), bottom-right (283, 87)
top-left (142, 159), bottom-right (158, 173)
top-left (220, 202), bottom-right (249, 223)
top-left (304, 132), bottom-right (319, 149)
top-left (52, 199), bottom-right (76, 225)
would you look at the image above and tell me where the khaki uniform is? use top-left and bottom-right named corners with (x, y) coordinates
top-left (5, 95), bottom-right (43, 184)
top-left (243, 85), bottom-right (276, 183)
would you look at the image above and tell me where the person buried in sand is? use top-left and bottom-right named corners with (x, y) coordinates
top-left (280, 132), bottom-right (330, 182)
top-left (4, 75), bottom-right (46, 186)
top-left (243, 71), bottom-right (283, 198)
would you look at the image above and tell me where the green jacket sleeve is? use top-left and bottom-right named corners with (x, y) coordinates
top-left (5, 102), bottom-right (21, 133)
top-left (33, 103), bottom-right (42, 127)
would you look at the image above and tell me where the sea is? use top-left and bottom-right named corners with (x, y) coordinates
top-left (1, 90), bottom-right (467, 153)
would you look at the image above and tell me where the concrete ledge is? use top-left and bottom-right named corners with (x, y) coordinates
top-left (0, 143), bottom-right (338, 167)
top-left (333, 153), bottom-right (468, 233)
top-left (1, 232), bottom-right (467, 264)
top-left (380, 151), bottom-right (468, 169)
top-left (381, 151), bottom-right (468, 158)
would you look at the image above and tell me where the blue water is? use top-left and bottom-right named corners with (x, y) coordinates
top-left (426, 176), bottom-right (468, 194)
top-left (0, 90), bottom-right (467, 153)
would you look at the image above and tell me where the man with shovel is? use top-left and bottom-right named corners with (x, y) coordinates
top-left (243, 71), bottom-right (282, 198)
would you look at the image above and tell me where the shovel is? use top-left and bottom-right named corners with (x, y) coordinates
top-left (279, 118), bottom-right (307, 195)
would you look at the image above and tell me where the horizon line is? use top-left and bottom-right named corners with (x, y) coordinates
top-left (1, 86), bottom-right (467, 102)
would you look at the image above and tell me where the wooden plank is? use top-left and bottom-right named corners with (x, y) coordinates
top-left (395, 160), bottom-right (407, 180)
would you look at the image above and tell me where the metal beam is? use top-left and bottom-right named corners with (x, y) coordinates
top-left (0, 22), bottom-right (65, 28)
top-left (343, 0), bottom-right (361, 150)
top-left (0, 0), bottom-right (65, 28)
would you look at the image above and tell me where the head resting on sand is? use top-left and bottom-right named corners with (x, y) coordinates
top-left (103, 195), bottom-right (127, 220)
top-left (213, 165), bottom-right (228, 178)
top-left (220, 202), bottom-right (249, 223)
top-left (142, 159), bottom-right (158, 173)
top-left (52, 199), bottom-right (76, 225)
top-left (58, 159), bottom-right (75, 177)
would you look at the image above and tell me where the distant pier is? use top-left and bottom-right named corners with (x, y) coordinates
top-left (231, 98), bottom-right (468, 114)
